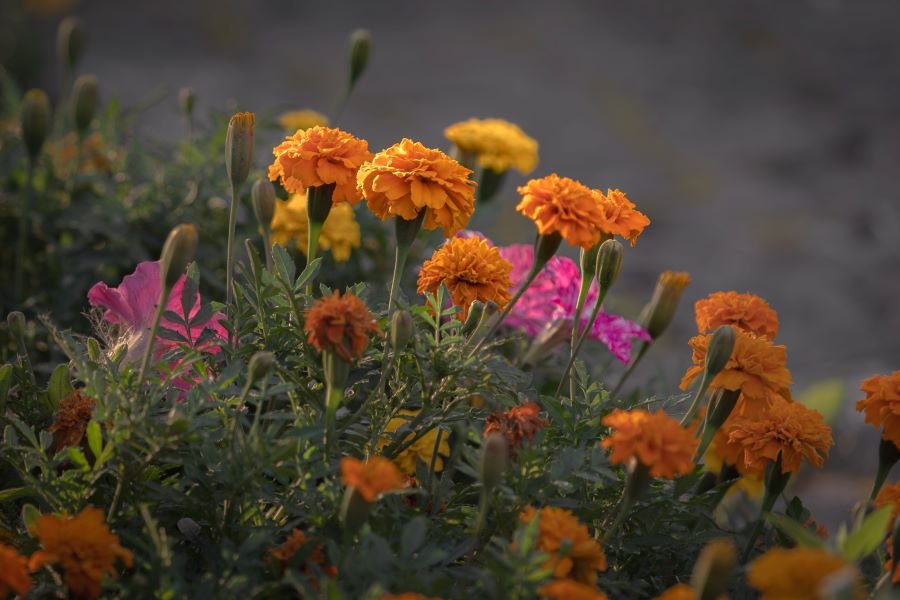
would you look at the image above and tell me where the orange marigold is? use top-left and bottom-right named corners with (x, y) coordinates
top-left (340, 456), bottom-right (406, 502)
top-left (595, 188), bottom-right (650, 246)
top-left (519, 506), bottom-right (607, 585)
top-left (722, 396), bottom-right (832, 477)
top-left (875, 483), bottom-right (900, 525)
top-left (600, 409), bottom-right (698, 479)
top-left (539, 579), bottom-right (609, 600)
top-left (29, 507), bottom-right (133, 600)
top-left (268, 126), bottom-right (372, 205)
top-left (484, 401), bottom-right (548, 454)
top-left (304, 291), bottom-right (379, 362)
top-left (654, 584), bottom-right (696, 600)
top-left (268, 528), bottom-right (337, 579)
top-left (516, 174), bottom-right (606, 249)
top-left (48, 389), bottom-right (96, 453)
top-left (0, 544), bottom-right (31, 598)
top-left (695, 291), bottom-right (779, 340)
top-left (358, 138), bottom-right (476, 236)
top-left (747, 546), bottom-right (863, 600)
top-left (416, 237), bottom-right (513, 320)
top-left (856, 371), bottom-right (900, 446)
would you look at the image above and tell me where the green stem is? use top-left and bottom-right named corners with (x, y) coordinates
top-left (324, 384), bottom-right (344, 458)
top-left (15, 160), bottom-right (34, 304)
top-left (261, 229), bottom-right (273, 272)
top-left (387, 243), bottom-right (410, 314)
top-left (555, 287), bottom-right (608, 400)
top-left (305, 220), bottom-right (323, 296)
top-left (468, 263), bottom-right (541, 356)
top-left (568, 275), bottom-right (592, 403)
top-left (226, 183), bottom-right (239, 308)
top-left (610, 341), bottom-right (650, 398)
top-left (680, 371), bottom-right (710, 426)
top-left (137, 288), bottom-right (170, 383)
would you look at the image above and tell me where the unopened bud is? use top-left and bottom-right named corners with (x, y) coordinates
top-left (461, 300), bottom-right (485, 336)
top-left (251, 179), bottom-right (276, 230)
top-left (57, 17), bottom-right (85, 72)
top-left (691, 538), bottom-right (736, 600)
top-left (390, 310), bottom-right (414, 351)
top-left (86, 338), bottom-right (102, 363)
top-left (579, 243), bottom-right (602, 283)
top-left (21, 89), bottom-right (50, 161)
top-left (533, 232), bottom-right (562, 273)
top-left (707, 389), bottom-right (741, 431)
top-left (7, 311), bottom-right (26, 341)
top-left (480, 433), bottom-right (509, 493)
top-left (640, 271), bottom-right (691, 339)
top-left (72, 74), bottom-right (99, 135)
top-left (178, 87), bottom-right (196, 117)
top-left (347, 29), bottom-right (371, 90)
top-left (596, 239), bottom-right (624, 291)
top-left (248, 352), bottom-right (275, 384)
top-left (225, 112), bottom-right (255, 187)
top-left (159, 224), bottom-right (198, 291)
top-left (705, 325), bottom-right (736, 378)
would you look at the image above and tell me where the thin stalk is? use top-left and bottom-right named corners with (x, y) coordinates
top-left (610, 341), bottom-right (650, 398)
top-left (15, 160), bottom-right (34, 303)
top-left (741, 491), bottom-right (777, 563)
top-left (261, 229), bottom-right (273, 272)
top-left (387, 244), bottom-right (411, 314)
top-left (468, 263), bottom-right (541, 356)
top-left (324, 384), bottom-right (344, 458)
top-left (568, 276), bottom-right (592, 402)
top-left (554, 287), bottom-right (609, 400)
top-left (305, 220), bottom-right (323, 296)
top-left (137, 292), bottom-right (169, 383)
top-left (225, 183), bottom-right (239, 309)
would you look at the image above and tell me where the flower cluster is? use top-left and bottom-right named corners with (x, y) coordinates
top-left (444, 117), bottom-right (538, 175)
top-left (270, 192), bottom-right (361, 262)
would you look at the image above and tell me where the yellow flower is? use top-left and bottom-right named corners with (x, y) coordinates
top-left (271, 192), bottom-right (361, 262)
top-left (519, 506), bottom-right (607, 586)
top-left (444, 118), bottom-right (538, 175)
top-left (376, 410), bottom-right (450, 474)
top-left (277, 109), bottom-right (329, 132)
top-left (747, 547), bottom-right (863, 599)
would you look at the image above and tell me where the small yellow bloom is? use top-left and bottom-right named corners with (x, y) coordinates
top-left (277, 109), bottom-right (330, 132)
top-left (377, 410), bottom-right (450, 474)
top-left (444, 117), bottom-right (538, 175)
top-left (271, 192), bottom-right (361, 262)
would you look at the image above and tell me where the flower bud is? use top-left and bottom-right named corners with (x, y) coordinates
top-left (57, 17), bottom-right (85, 72)
top-left (7, 311), bottom-right (26, 342)
top-left (72, 74), bottom-right (99, 136)
top-left (178, 87), bottom-right (196, 117)
top-left (690, 538), bottom-right (736, 600)
top-left (390, 310), bottom-right (414, 351)
top-left (704, 325), bottom-right (736, 378)
top-left (596, 239), bottom-right (624, 291)
top-left (579, 243), bottom-right (602, 283)
top-left (251, 179), bottom-right (276, 231)
top-left (225, 112), bottom-right (255, 187)
top-left (347, 29), bottom-right (371, 90)
top-left (461, 300), bottom-right (485, 336)
top-left (639, 271), bottom-right (691, 340)
top-left (86, 338), bottom-right (102, 363)
top-left (21, 89), bottom-right (50, 162)
top-left (706, 388), bottom-right (740, 431)
top-left (159, 224), bottom-right (198, 291)
top-left (480, 433), bottom-right (509, 493)
top-left (533, 232), bottom-right (562, 273)
top-left (248, 351), bottom-right (275, 384)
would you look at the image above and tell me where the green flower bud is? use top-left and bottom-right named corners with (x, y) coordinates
top-left (86, 338), bottom-right (103, 363)
top-left (690, 538), bottom-right (736, 600)
top-left (178, 87), bottom-right (196, 117)
top-left (21, 89), bottom-right (50, 162)
top-left (596, 239), bottom-right (624, 291)
top-left (347, 29), bottom-right (371, 90)
top-left (251, 179), bottom-right (276, 230)
top-left (225, 112), bottom-right (255, 187)
top-left (533, 232), bottom-right (562, 274)
top-left (247, 351), bottom-right (275, 384)
top-left (57, 17), bottom-right (85, 72)
top-left (706, 388), bottom-right (741, 431)
top-left (461, 300), bottom-right (485, 336)
top-left (390, 310), bottom-right (414, 351)
top-left (640, 271), bottom-right (691, 339)
top-left (480, 433), bottom-right (509, 493)
top-left (7, 311), bottom-right (26, 341)
top-left (579, 243), bottom-right (602, 283)
top-left (704, 325), bottom-right (736, 378)
top-left (159, 224), bottom-right (198, 291)
top-left (72, 74), bottom-right (99, 136)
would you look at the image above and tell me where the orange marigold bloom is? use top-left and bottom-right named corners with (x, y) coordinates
top-left (416, 237), bottom-right (513, 320)
top-left (269, 126), bottom-right (372, 205)
top-left (595, 188), bottom-right (650, 246)
top-left (747, 547), bottom-right (863, 600)
top-left (519, 506), bottom-right (607, 585)
top-left (340, 456), bottom-right (406, 502)
top-left (304, 291), bottom-right (379, 363)
top-left (600, 409), bottom-right (698, 479)
top-left (695, 291), bottom-right (779, 340)
top-left (722, 396), bottom-right (832, 477)
top-left (48, 389), bottom-right (96, 453)
top-left (29, 507), bottom-right (133, 600)
top-left (875, 483), bottom-right (900, 525)
top-left (268, 528), bottom-right (337, 579)
top-left (856, 371), bottom-right (900, 446)
top-left (516, 174), bottom-right (606, 249)
top-left (358, 138), bottom-right (476, 237)
top-left (0, 544), bottom-right (31, 598)
top-left (484, 401), bottom-right (548, 454)
top-left (654, 584), bottom-right (696, 600)
top-left (539, 579), bottom-right (609, 600)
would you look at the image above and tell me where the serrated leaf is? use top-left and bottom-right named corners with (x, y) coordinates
top-left (46, 364), bottom-right (73, 410)
top-left (797, 378), bottom-right (844, 425)
top-left (295, 257), bottom-right (322, 291)
top-left (840, 505), bottom-right (893, 560)
top-left (766, 513), bottom-right (826, 549)
top-left (272, 244), bottom-right (296, 284)
top-left (86, 420), bottom-right (102, 462)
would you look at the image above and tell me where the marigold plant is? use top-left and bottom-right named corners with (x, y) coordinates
top-left (600, 409), bottom-right (698, 479)
top-left (48, 389), bottom-right (95, 453)
top-left (444, 117), bottom-right (538, 175)
top-left (538, 578), bottom-right (609, 600)
top-left (268, 528), bottom-right (337, 579)
top-left (376, 410), bottom-right (451, 474)
top-left (515, 174), bottom-right (606, 249)
top-left (694, 291), bottom-right (779, 340)
top-left (518, 506), bottom-right (607, 585)
top-left (483, 401), bottom-right (548, 454)
top-left (304, 290), bottom-right (379, 362)
top-left (595, 188), bottom-right (650, 246)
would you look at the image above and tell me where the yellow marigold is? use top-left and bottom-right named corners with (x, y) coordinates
top-left (416, 237), bottom-right (513, 320)
top-left (600, 409), bottom-right (698, 479)
top-left (267, 528), bottom-right (337, 580)
top-left (654, 584), bottom-right (696, 600)
top-left (875, 483), bottom-right (900, 525)
top-left (595, 189), bottom-right (650, 246)
top-left (376, 410), bottom-right (451, 475)
top-left (695, 291), bottom-right (779, 340)
top-left (519, 506), bottom-right (607, 585)
top-left (340, 456), bottom-right (406, 502)
top-left (304, 290), bottom-right (379, 362)
top-left (277, 109), bottom-right (329, 132)
top-left (358, 138), bottom-right (476, 237)
top-left (269, 126), bottom-right (372, 205)
top-left (29, 507), bottom-right (133, 600)
top-left (722, 396), bottom-right (832, 477)
top-left (516, 174), bottom-right (606, 249)
top-left (856, 371), bottom-right (900, 446)
top-left (270, 192), bottom-right (361, 262)
top-left (443, 117), bottom-right (538, 175)
top-left (747, 547), bottom-right (863, 600)
top-left (0, 544), bottom-right (31, 599)
top-left (539, 579), bottom-right (609, 600)
top-left (48, 389), bottom-right (95, 453)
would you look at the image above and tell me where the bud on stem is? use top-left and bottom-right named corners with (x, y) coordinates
top-left (225, 112), bottom-right (255, 188)
top-left (159, 224), bottom-right (198, 291)
top-left (247, 351), bottom-right (275, 385)
top-left (480, 433), bottom-right (509, 494)
top-left (57, 17), bottom-right (85, 74)
top-left (72, 74), bottom-right (99, 136)
top-left (347, 29), bottom-right (371, 92)
top-left (596, 239), bottom-right (624, 292)
top-left (640, 271), bottom-right (691, 340)
top-left (21, 89), bottom-right (50, 162)
top-left (390, 310), bottom-right (414, 351)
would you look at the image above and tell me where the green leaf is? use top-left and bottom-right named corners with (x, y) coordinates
top-left (46, 364), bottom-right (73, 410)
top-left (797, 378), bottom-right (844, 425)
top-left (86, 420), bottom-right (102, 462)
top-left (67, 447), bottom-right (91, 471)
top-left (21, 503), bottom-right (40, 531)
top-left (840, 505), bottom-right (893, 560)
top-left (294, 257), bottom-right (322, 291)
top-left (401, 516), bottom-right (428, 557)
top-left (766, 513), bottom-right (826, 549)
top-left (0, 487), bottom-right (30, 502)
top-left (272, 244), bottom-right (296, 285)
top-left (0, 363), bottom-right (12, 413)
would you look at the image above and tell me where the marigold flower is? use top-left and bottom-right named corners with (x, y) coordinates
top-left (600, 409), bottom-right (698, 479)
top-left (747, 547), bottom-right (863, 600)
top-left (267, 528), bottom-right (337, 580)
top-left (358, 138), bottom-right (476, 236)
top-left (538, 579), bottom-right (608, 600)
top-left (641, 271), bottom-right (692, 339)
top-left (722, 396), bottom-right (832, 477)
top-left (875, 482), bottom-right (900, 524)
top-left (653, 584), bottom-right (696, 600)
top-left (516, 174), bottom-right (606, 249)
top-left (416, 237), bottom-right (513, 319)
top-left (444, 118), bottom-right (538, 175)
top-left (277, 109), bottom-right (329, 132)
top-left (856, 371), bottom-right (900, 446)
top-left (29, 507), bottom-right (133, 600)
top-left (484, 401), bottom-right (548, 454)
top-left (695, 291), bottom-right (779, 340)
top-left (269, 126), bottom-right (372, 204)
top-left (304, 291), bottom-right (379, 363)
top-left (340, 456), bottom-right (406, 502)
top-left (519, 506), bottom-right (607, 585)
top-left (48, 389), bottom-right (95, 453)
top-left (595, 189), bottom-right (650, 246)
top-left (271, 192), bottom-right (361, 262)
top-left (0, 544), bottom-right (31, 598)
top-left (376, 410), bottom-right (451, 474)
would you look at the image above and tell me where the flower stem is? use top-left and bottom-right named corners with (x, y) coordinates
top-left (324, 382), bottom-right (344, 459)
top-left (14, 160), bottom-right (34, 304)
top-left (261, 229), bottom-right (273, 272)
top-left (468, 263), bottom-right (539, 356)
top-left (610, 341), bottom-right (650, 398)
top-left (137, 289), bottom-right (170, 383)
top-left (555, 287), bottom-right (608, 400)
top-left (305, 220), bottom-right (323, 295)
top-left (741, 453), bottom-right (788, 563)
top-left (226, 183), bottom-right (239, 308)
top-left (568, 275), bottom-right (592, 402)
top-left (387, 243), bottom-right (410, 314)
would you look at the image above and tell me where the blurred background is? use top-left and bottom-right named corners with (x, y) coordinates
top-left (4, 0), bottom-right (900, 527)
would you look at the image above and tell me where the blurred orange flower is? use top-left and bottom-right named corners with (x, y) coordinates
top-left (539, 579), bottom-right (609, 600)
top-left (48, 389), bottom-right (95, 453)
top-left (653, 584), bottom-right (696, 600)
top-left (595, 188), bottom-right (650, 246)
top-left (600, 409), bottom-right (697, 479)
top-left (856, 371), bottom-right (900, 446)
top-left (304, 291), bottom-right (378, 363)
top-left (519, 506), bottom-right (607, 585)
top-left (340, 456), bottom-right (406, 502)
top-left (516, 174), bottom-right (605, 249)
top-left (484, 401), bottom-right (548, 454)
top-left (267, 528), bottom-right (337, 580)
top-left (695, 291), bottom-right (779, 340)
top-left (0, 544), bottom-right (31, 598)
top-left (875, 483), bottom-right (900, 525)
top-left (747, 547), bottom-right (863, 600)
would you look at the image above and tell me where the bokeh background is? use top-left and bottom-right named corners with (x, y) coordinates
top-left (5, 0), bottom-right (900, 527)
